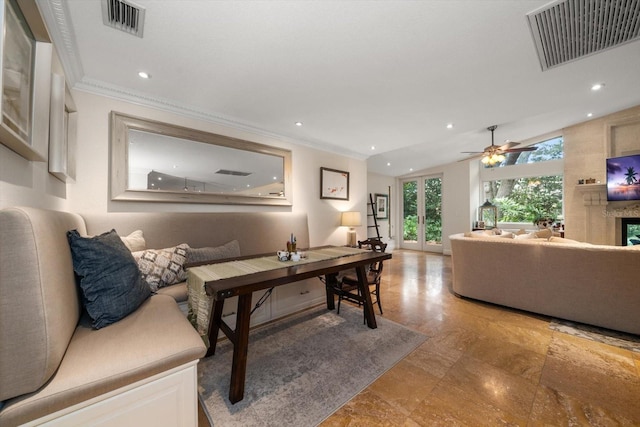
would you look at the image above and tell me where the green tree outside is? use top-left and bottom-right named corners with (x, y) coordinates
top-left (403, 178), bottom-right (442, 243)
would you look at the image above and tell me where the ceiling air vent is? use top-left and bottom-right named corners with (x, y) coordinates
top-left (527, 0), bottom-right (640, 71)
top-left (216, 169), bottom-right (252, 177)
top-left (102, 0), bottom-right (145, 38)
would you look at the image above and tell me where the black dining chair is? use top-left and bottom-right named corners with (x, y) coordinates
top-left (335, 239), bottom-right (387, 318)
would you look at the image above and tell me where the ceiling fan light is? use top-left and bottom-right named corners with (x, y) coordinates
top-left (481, 156), bottom-right (490, 164)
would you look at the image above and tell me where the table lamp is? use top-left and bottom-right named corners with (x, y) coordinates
top-left (341, 211), bottom-right (361, 247)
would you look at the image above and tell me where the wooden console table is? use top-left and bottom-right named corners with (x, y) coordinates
top-left (188, 246), bottom-right (392, 403)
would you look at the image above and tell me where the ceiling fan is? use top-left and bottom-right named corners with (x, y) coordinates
top-left (463, 125), bottom-right (537, 166)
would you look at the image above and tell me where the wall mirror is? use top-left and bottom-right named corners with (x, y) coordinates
top-left (110, 111), bottom-right (292, 205)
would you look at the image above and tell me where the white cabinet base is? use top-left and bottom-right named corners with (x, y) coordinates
top-left (22, 362), bottom-right (199, 427)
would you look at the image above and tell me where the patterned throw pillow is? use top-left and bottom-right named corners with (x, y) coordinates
top-left (133, 244), bottom-right (190, 292)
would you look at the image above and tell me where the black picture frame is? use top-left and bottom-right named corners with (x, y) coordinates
top-left (320, 167), bottom-right (349, 200)
top-left (375, 193), bottom-right (389, 220)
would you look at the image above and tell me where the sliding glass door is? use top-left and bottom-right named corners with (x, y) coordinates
top-left (401, 176), bottom-right (442, 252)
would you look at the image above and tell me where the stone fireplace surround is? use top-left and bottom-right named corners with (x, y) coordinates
top-left (563, 105), bottom-right (640, 246)
top-left (575, 182), bottom-right (640, 246)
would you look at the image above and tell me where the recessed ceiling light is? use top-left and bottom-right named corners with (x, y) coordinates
top-left (387, 162), bottom-right (391, 166)
top-left (446, 123), bottom-right (454, 129)
top-left (591, 83), bottom-right (605, 91)
top-left (295, 121), bottom-right (303, 126)
top-left (371, 146), bottom-right (375, 150)
top-left (409, 168), bottom-right (413, 172)
top-left (587, 112), bottom-right (593, 117)
top-left (138, 71), bottom-right (150, 79)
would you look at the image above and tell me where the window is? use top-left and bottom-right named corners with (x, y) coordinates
top-left (497, 136), bottom-right (563, 166)
top-left (481, 136), bottom-right (564, 225)
top-left (485, 175), bottom-right (563, 222)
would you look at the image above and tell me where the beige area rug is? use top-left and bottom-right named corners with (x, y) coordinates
top-left (549, 319), bottom-right (640, 353)
top-left (198, 304), bottom-right (428, 426)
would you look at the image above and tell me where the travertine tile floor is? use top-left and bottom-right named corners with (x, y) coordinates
top-left (200, 250), bottom-right (640, 426)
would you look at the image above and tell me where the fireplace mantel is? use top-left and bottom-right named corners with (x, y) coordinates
top-left (575, 183), bottom-right (607, 206)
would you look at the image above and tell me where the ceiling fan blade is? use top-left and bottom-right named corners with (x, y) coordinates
top-left (458, 153), bottom-right (483, 162)
top-left (504, 146), bottom-right (537, 153)
top-left (498, 141), bottom-right (520, 151)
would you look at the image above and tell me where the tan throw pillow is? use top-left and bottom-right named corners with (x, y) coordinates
top-left (120, 230), bottom-right (146, 252)
top-left (186, 240), bottom-right (241, 264)
top-left (534, 228), bottom-right (552, 239)
top-left (514, 232), bottom-right (536, 240)
top-left (132, 244), bottom-right (189, 292)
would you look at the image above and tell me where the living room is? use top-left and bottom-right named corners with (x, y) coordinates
top-left (1, 1), bottom-right (639, 425)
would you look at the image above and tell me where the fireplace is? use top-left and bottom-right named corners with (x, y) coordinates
top-left (621, 218), bottom-right (640, 246)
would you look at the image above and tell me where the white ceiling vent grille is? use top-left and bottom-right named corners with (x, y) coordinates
top-left (527, 0), bottom-right (640, 70)
top-left (101, 0), bottom-right (145, 38)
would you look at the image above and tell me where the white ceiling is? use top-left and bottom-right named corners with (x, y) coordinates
top-left (37, 0), bottom-right (640, 177)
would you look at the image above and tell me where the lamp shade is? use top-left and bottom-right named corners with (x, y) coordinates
top-left (341, 211), bottom-right (362, 227)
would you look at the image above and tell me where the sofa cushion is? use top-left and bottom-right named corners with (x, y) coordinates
top-left (0, 295), bottom-right (207, 426)
top-left (156, 282), bottom-right (188, 302)
top-left (185, 239), bottom-right (240, 264)
top-left (0, 208), bottom-right (86, 403)
top-left (132, 244), bottom-right (189, 292)
top-left (120, 229), bottom-right (145, 251)
top-left (67, 229), bottom-right (151, 329)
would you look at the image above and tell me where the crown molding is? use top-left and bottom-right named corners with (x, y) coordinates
top-left (75, 77), bottom-right (367, 160)
top-left (36, 0), bottom-right (84, 85)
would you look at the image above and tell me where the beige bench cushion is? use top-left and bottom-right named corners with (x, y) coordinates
top-left (157, 282), bottom-right (188, 302)
top-left (0, 295), bottom-right (206, 426)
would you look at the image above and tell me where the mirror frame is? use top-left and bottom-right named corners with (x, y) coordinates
top-left (110, 111), bottom-right (292, 206)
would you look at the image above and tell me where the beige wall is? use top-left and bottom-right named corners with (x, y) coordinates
top-left (0, 48), bottom-right (70, 211)
top-left (1, 86), bottom-right (367, 248)
top-left (564, 105), bottom-right (640, 245)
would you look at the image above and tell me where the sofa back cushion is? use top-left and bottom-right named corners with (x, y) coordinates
top-left (0, 207), bottom-right (86, 402)
top-left (82, 212), bottom-right (310, 256)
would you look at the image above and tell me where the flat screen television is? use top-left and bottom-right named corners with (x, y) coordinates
top-left (606, 154), bottom-right (640, 201)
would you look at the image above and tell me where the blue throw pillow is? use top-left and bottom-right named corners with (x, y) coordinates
top-left (67, 229), bottom-right (151, 329)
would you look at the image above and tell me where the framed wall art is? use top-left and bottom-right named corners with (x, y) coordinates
top-left (48, 73), bottom-right (77, 182)
top-left (320, 167), bottom-right (349, 200)
top-left (0, 0), bottom-right (52, 161)
top-left (375, 193), bottom-right (389, 220)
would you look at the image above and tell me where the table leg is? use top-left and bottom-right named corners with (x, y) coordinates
top-left (205, 299), bottom-right (224, 357)
top-left (229, 293), bottom-right (252, 404)
top-left (324, 273), bottom-right (338, 310)
top-left (356, 265), bottom-right (377, 329)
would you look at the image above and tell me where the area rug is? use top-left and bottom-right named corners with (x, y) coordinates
top-left (549, 319), bottom-right (640, 353)
top-left (198, 304), bottom-right (428, 426)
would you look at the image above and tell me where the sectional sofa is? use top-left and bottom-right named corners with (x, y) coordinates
top-left (0, 206), bottom-right (314, 426)
top-left (449, 232), bottom-right (640, 335)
